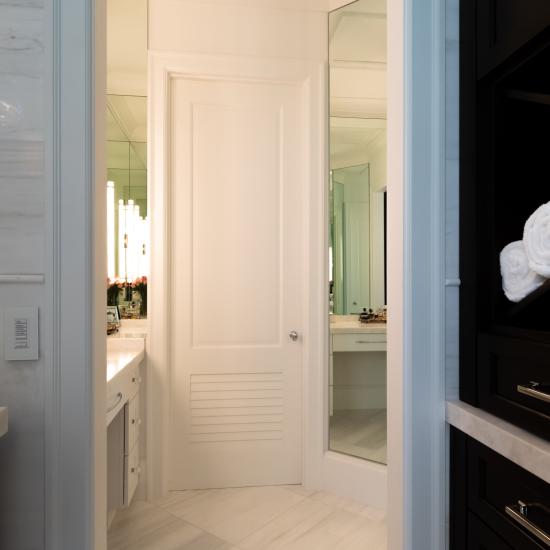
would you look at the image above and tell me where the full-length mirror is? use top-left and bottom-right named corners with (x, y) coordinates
top-left (328, 0), bottom-right (387, 464)
top-left (106, 94), bottom-right (149, 319)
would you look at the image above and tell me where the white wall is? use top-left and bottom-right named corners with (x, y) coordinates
top-left (107, 0), bottom-right (148, 95)
top-left (0, 3), bottom-right (47, 548)
top-left (149, 0), bottom-right (327, 59)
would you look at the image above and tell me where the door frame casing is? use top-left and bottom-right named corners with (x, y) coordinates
top-left (146, 51), bottom-right (326, 498)
top-left (48, 0), bottom-right (448, 549)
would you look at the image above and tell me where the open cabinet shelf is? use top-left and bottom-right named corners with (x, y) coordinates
top-left (460, 0), bottom-right (550, 441)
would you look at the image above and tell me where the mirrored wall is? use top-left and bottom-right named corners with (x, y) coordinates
top-left (328, 0), bottom-right (387, 464)
top-left (106, 94), bottom-right (148, 318)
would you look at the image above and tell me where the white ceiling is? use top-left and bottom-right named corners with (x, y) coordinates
top-left (329, 0), bottom-right (387, 168)
top-left (107, 0), bottom-right (148, 97)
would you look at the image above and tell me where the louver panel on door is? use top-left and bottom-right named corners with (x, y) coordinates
top-left (189, 372), bottom-right (284, 443)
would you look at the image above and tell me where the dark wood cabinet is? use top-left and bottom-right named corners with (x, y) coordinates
top-left (468, 513), bottom-right (513, 550)
top-left (451, 428), bottom-right (550, 550)
top-left (476, 0), bottom-right (550, 78)
top-left (460, 0), bottom-right (550, 440)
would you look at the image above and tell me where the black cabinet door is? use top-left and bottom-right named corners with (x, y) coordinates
top-left (467, 438), bottom-right (550, 550)
top-left (451, 428), bottom-right (550, 550)
top-left (468, 513), bottom-right (513, 550)
top-left (476, 0), bottom-right (550, 78)
top-left (460, 0), bottom-right (550, 440)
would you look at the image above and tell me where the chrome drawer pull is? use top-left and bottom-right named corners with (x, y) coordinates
top-left (505, 501), bottom-right (550, 546)
top-left (106, 392), bottom-right (123, 413)
top-left (517, 382), bottom-right (550, 404)
top-left (355, 340), bottom-right (386, 344)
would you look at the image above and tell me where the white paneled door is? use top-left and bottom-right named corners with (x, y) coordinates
top-left (168, 61), bottom-right (308, 489)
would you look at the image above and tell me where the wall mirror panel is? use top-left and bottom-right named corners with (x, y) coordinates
top-left (328, 0), bottom-right (387, 465)
top-left (106, 94), bottom-right (149, 318)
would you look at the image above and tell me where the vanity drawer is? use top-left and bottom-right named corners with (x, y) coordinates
top-left (107, 362), bottom-right (142, 426)
top-left (478, 334), bottom-right (550, 441)
top-left (467, 437), bottom-right (550, 549)
top-left (125, 443), bottom-right (140, 506)
top-left (332, 333), bottom-right (386, 353)
top-left (127, 394), bottom-right (140, 451)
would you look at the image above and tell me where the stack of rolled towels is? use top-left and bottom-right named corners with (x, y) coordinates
top-left (501, 202), bottom-right (550, 302)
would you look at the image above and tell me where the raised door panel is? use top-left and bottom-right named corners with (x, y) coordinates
top-left (169, 70), bottom-right (306, 488)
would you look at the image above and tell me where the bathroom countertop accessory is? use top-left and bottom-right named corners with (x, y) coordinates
top-left (330, 314), bottom-right (387, 334)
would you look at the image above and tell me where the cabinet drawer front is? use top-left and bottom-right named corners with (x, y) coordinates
top-left (107, 363), bottom-right (142, 426)
top-left (332, 333), bottom-right (387, 352)
top-left (125, 444), bottom-right (140, 506)
top-left (478, 334), bottom-right (550, 440)
top-left (468, 438), bottom-right (550, 550)
top-left (468, 513), bottom-right (513, 549)
top-left (128, 394), bottom-right (140, 451)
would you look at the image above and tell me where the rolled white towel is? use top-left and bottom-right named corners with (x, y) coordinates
top-left (500, 241), bottom-right (545, 302)
top-left (524, 201), bottom-right (550, 277)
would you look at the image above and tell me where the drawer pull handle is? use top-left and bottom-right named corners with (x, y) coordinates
top-left (354, 340), bottom-right (386, 344)
top-left (106, 392), bottom-right (123, 413)
top-left (517, 382), bottom-right (550, 404)
top-left (505, 501), bottom-right (550, 546)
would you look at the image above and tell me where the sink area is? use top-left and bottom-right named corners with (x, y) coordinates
top-left (107, 337), bottom-right (145, 384)
top-left (330, 314), bottom-right (387, 334)
top-left (0, 407), bottom-right (8, 438)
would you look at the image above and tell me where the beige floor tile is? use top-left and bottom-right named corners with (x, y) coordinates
top-left (109, 487), bottom-right (386, 550)
top-left (164, 488), bottom-right (243, 519)
top-left (108, 501), bottom-right (182, 550)
top-left (178, 486), bottom-right (306, 544)
top-left (239, 497), bottom-right (334, 550)
top-left (280, 484), bottom-right (318, 498)
top-left (329, 409), bottom-right (387, 464)
top-left (119, 520), bottom-right (203, 550)
top-left (154, 490), bottom-right (216, 510)
top-left (331, 520), bottom-right (387, 550)
top-left (279, 509), bottom-right (373, 550)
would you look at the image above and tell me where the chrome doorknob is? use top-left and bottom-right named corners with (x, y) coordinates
top-left (289, 331), bottom-right (299, 341)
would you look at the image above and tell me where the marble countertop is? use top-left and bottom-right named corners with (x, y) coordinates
top-left (0, 407), bottom-right (7, 438)
top-left (446, 400), bottom-right (550, 484)
top-left (330, 315), bottom-right (387, 334)
top-left (107, 338), bottom-right (145, 384)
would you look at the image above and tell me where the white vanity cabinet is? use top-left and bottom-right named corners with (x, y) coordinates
top-left (329, 316), bottom-right (387, 417)
top-left (106, 338), bottom-right (144, 513)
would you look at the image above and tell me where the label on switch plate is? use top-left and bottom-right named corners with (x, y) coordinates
top-left (4, 307), bottom-right (39, 361)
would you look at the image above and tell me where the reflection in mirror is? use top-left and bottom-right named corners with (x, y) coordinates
top-left (328, 0), bottom-right (387, 465)
top-left (106, 94), bottom-right (149, 318)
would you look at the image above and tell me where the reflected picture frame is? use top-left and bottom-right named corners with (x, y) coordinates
top-left (106, 305), bottom-right (120, 326)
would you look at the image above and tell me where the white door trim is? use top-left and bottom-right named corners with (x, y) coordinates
top-left (48, 0), bottom-right (448, 548)
top-left (46, 0), bottom-right (107, 548)
top-left (386, 0), bottom-right (448, 549)
top-left (147, 51), bottom-right (326, 498)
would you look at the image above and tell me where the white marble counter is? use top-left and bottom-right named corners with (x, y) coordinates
top-left (446, 400), bottom-right (550, 484)
top-left (0, 407), bottom-right (7, 438)
top-left (330, 315), bottom-right (387, 334)
top-left (109, 319), bottom-right (148, 340)
top-left (107, 338), bottom-right (145, 384)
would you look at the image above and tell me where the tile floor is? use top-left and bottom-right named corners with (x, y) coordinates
top-left (329, 409), bottom-right (387, 464)
top-left (108, 485), bottom-right (387, 550)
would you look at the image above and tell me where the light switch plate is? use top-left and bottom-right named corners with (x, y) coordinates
top-left (4, 307), bottom-right (39, 361)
